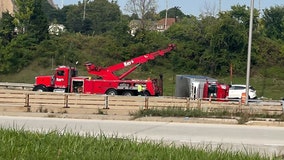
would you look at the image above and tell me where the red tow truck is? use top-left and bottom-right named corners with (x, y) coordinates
top-left (33, 44), bottom-right (176, 96)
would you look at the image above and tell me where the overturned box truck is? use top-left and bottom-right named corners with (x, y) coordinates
top-left (175, 75), bottom-right (229, 101)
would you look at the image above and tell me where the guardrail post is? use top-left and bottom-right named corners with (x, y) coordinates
top-left (282, 99), bottom-right (284, 112)
top-left (144, 97), bottom-right (149, 110)
top-left (24, 93), bottom-right (31, 112)
top-left (197, 99), bottom-right (201, 109)
top-left (63, 94), bottom-right (69, 108)
top-left (186, 98), bottom-right (190, 109)
top-left (104, 95), bottom-right (109, 109)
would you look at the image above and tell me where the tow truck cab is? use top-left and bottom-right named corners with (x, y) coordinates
top-left (33, 66), bottom-right (77, 92)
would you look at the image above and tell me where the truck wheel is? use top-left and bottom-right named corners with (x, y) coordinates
top-left (106, 89), bottom-right (117, 95)
top-left (33, 85), bottom-right (48, 92)
top-left (122, 91), bottom-right (133, 96)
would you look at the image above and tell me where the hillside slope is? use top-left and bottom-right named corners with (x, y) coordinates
top-left (0, 0), bottom-right (14, 17)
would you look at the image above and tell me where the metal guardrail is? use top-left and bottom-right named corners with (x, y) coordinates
top-left (0, 82), bottom-right (282, 109)
top-left (0, 89), bottom-right (283, 116)
top-left (0, 82), bottom-right (33, 90)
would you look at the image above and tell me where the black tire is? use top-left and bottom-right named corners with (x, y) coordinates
top-left (105, 89), bottom-right (117, 95)
top-left (32, 85), bottom-right (48, 92)
top-left (122, 91), bottom-right (133, 96)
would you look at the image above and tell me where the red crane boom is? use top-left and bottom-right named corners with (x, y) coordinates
top-left (85, 44), bottom-right (176, 80)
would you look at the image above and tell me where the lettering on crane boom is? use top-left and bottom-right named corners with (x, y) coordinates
top-left (123, 60), bottom-right (134, 67)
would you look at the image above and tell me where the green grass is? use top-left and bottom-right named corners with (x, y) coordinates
top-left (130, 107), bottom-right (284, 124)
top-left (0, 128), bottom-right (272, 160)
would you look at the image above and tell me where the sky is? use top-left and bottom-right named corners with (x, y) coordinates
top-left (53, 0), bottom-right (284, 16)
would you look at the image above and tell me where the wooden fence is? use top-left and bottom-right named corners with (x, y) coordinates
top-left (0, 89), bottom-right (283, 116)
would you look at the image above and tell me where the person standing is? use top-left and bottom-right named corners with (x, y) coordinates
top-left (137, 84), bottom-right (143, 96)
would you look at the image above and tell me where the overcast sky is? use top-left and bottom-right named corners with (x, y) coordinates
top-left (53, 0), bottom-right (284, 16)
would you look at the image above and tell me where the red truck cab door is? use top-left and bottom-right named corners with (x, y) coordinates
top-left (54, 67), bottom-right (70, 90)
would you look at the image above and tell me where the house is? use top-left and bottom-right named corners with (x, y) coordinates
top-left (128, 20), bottom-right (142, 36)
top-left (48, 23), bottom-right (65, 35)
top-left (156, 18), bottom-right (176, 32)
top-left (128, 18), bottom-right (176, 35)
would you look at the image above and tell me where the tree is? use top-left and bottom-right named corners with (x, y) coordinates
top-left (0, 11), bottom-right (16, 46)
top-left (200, 1), bottom-right (218, 17)
top-left (165, 17), bottom-right (206, 73)
top-left (28, 0), bottom-right (49, 42)
top-left (64, 0), bottom-right (121, 35)
top-left (201, 13), bottom-right (248, 75)
top-left (14, 0), bottom-right (34, 33)
top-left (229, 5), bottom-right (259, 30)
top-left (41, 0), bottom-right (60, 23)
top-left (87, 0), bottom-right (121, 34)
top-left (159, 7), bottom-right (186, 20)
top-left (125, 0), bottom-right (157, 29)
top-left (262, 5), bottom-right (284, 40)
top-left (65, 5), bottom-right (83, 32)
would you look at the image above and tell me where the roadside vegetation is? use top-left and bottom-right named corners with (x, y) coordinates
top-left (130, 107), bottom-right (284, 124)
top-left (0, 128), bottom-right (273, 160)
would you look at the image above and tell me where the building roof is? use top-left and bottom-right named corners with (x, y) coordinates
top-left (157, 18), bottom-right (176, 26)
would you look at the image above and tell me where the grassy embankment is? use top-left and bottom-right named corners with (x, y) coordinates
top-left (0, 128), bottom-right (273, 160)
top-left (1, 62), bottom-right (283, 100)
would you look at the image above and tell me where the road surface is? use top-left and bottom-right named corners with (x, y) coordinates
top-left (0, 116), bottom-right (283, 157)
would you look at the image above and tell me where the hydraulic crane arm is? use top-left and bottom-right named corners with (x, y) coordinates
top-left (85, 44), bottom-right (176, 80)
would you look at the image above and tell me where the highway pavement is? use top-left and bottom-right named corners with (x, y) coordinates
top-left (0, 116), bottom-right (283, 157)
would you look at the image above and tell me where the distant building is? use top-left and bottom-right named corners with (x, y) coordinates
top-left (48, 24), bottom-right (65, 35)
top-left (128, 20), bottom-right (142, 36)
top-left (129, 18), bottom-right (176, 35)
top-left (156, 18), bottom-right (176, 32)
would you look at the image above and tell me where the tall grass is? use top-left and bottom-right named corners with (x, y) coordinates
top-left (0, 128), bottom-right (271, 160)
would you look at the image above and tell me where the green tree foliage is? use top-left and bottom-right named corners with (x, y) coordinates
top-left (64, 0), bottom-right (121, 35)
top-left (64, 5), bottom-right (83, 32)
top-left (0, 12), bottom-right (16, 73)
top-left (165, 17), bottom-right (205, 74)
top-left (262, 5), bottom-right (284, 40)
top-left (28, 0), bottom-right (49, 42)
top-left (0, 34), bottom-right (36, 73)
top-left (14, 0), bottom-right (34, 33)
top-left (41, 0), bottom-right (59, 23)
top-left (203, 13), bottom-right (247, 75)
top-left (0, 12), bottom-right (16, 46)
top-left (88, 0), bottom-right (121, 34)
top-left (159, 6), bottom-right (187, 19)
top-left (0, 0), bottom-right (50, 74)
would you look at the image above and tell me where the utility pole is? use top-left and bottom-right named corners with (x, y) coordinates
top-left (164, 0), bottom-right (168, 30)
top-left (61, 0), bottom-right (63, 8)
top-left (245, 0), bottom-right (254, 105)
top-left (83, 0), bottom-right (86, 20)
